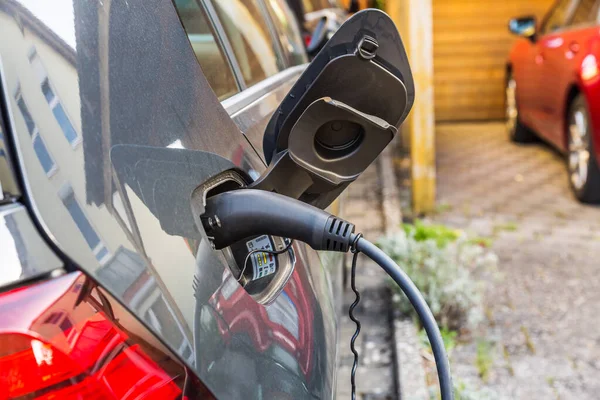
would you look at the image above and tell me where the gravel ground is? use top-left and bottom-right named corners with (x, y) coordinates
top-left (432, 122), bottom-right (600, 399)
top-left (336, 162), bottom-right (397, 400)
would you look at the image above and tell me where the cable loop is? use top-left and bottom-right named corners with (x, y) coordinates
top-left (350, 232), bottom-right (363, 253)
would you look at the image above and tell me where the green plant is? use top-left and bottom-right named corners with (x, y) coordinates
top-left (372, 0), bottom-right (386, 10)
top-left (419, 327), bottom-right (458, 356)
top-left (453, 380), bottom-right (498, 400)
top-left (468, 236), bottom-right (494, 248)
top-left (380, 221), bottom-right (498, 331)
top-left (521, 325), bottom-right (536, 354)
top-left (475, 339), bottom-right (494, 382)
top-left (434, 202), bottom-right (454, 215)
top-left (402, 220), bottom-right (460, 248)
top-left (493, 221), bottom-right (519, 235)
top-left (502, 343), bottom-right (515, 376)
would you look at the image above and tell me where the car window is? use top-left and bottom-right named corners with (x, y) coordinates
top-left (174, 0), bottom-right (239, 100)
top-left (264, 0), bottom-right (308, 66)
top-left (212, 0), bottom-right (284, 87)
top-left (541, 0), bottom-right (578, 34)
top-left (570, 0), bottom-right (597, 26)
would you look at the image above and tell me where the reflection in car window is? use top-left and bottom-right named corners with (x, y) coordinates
top-left (0, 206), bottom-right (62, 287)
top-left (541, 0), bottom-right (578, 34)
top-left (265, 0), bottom-right (308, 66)
top-left (570, 0), bottom-right (597, 26)
top-left (59, 184), bottom-right (111, 263)
top-left (143, 293), bottom-right (194, 363)
top-left (30, 50), bottom-right (80, 145)
top-left (212, 0), bottom-right (283, 87)
top-left (14, 91), bottom-right (56, 176)
top-left (41, 79), bottom-right (79, 145)
top-left (174, 0), bottom-right (238, 100)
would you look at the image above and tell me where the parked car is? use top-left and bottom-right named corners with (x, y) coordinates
top-left (0, 1), bottom-right (411, 399)
top-left (0, 0), bottom-right (330, 398)
top-left (506, 0), bottom-right (600, 203)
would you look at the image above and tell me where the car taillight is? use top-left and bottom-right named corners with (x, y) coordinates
top-left (0, 272), bottom-right (212, 399)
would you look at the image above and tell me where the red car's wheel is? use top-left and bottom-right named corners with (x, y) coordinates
top-left (505, 72), bottom-right (536, 143)
top-left (567, 94), bottom-right (600, 203)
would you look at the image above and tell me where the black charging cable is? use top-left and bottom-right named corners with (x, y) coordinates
top-left (351, 235), bottom-right (453, 399)
top-left (203, 189), bottom-right (454, 400)
top-left (348, 238), bottom-right (362, 400)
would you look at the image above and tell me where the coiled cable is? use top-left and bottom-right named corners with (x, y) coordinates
top-left (349, 248), bottom-right (361, 400)
top-left (352, 234), bottom-right (453, 399)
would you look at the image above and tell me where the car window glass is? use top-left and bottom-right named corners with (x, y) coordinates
top-left (212, 0), bottom-right (284, 87)
top-left (570, 0), bottom-right (597, 25)
top-left (174, 0), bottom-right (238, 100)
top-left (541, 0), bottom-right (578, 34)
top-left (265, 0), bottom-right (308, 66)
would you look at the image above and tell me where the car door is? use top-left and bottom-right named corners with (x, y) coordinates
top-left (0, 0), bottom-right (337, 398)
top-left (533, 0), bottom-right (580, 145)
top-left (537, 0), bottom-right (600, 148)
top-left (514, 0), bottom-right (576, 137)
top-left (209, 0), bottom-right (310, 162)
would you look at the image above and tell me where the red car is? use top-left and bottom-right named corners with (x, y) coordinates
top-left (507, 0), bottom-right (600, 203)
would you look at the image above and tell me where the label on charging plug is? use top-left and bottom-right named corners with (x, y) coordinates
top-left (246, 235), bottom-right (277, 280)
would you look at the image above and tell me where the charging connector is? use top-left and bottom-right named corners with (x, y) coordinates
top-left (203, 189), bottom-right (355, 252)
top-left (202, 189), bottom-right (454, 400)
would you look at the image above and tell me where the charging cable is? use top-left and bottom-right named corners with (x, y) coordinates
top-left (348, 242), bottom-right (361, 399)
top-left (203, 189), bottom-right (454, 400)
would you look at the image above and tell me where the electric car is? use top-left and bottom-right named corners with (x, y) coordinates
top-left (507, 0), bottom-right (600, 203)
top-left (0, 1), bottom-right (413, 398)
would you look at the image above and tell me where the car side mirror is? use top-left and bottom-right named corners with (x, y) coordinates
top-left (306, 17), bottom-right (330, 56)
top-left (509, 16), bottom-right (536, 41)
top-left (253, 9), bottom-right (414, 209)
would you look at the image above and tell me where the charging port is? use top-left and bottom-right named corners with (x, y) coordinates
top-left (192, 171), bottom-right (296, 305)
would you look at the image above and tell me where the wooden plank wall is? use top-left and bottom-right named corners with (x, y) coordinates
top-left (433, 0), bottom-right (554, 121)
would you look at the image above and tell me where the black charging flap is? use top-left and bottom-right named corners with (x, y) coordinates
top-left (254, 9), bottom-right (414, 209)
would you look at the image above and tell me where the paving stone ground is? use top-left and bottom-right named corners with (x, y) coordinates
top-left (433, 122), bottom-right (600, 399)
top-left (336, 163), bottom-right (397, 400)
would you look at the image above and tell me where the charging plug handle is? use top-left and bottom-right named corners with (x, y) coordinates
top-left (202, 188), bottom-right (454, 400)
top-left (203, 189), bottom-right (354, 252)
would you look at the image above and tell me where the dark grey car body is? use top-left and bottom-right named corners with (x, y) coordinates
top-left (0, 0), bottom-right (343, 398)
